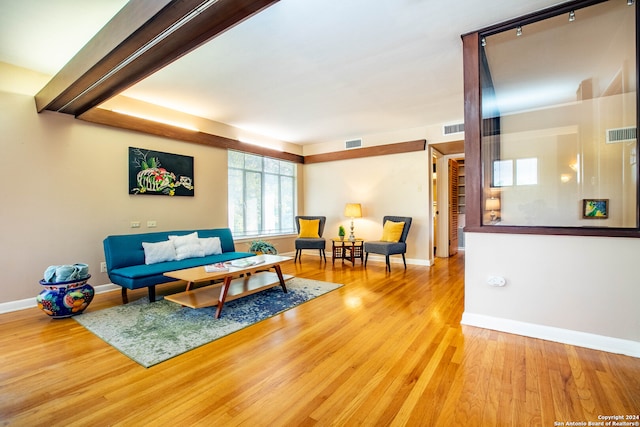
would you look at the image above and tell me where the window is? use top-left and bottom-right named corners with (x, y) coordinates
top-left (228, 150), bottom-right (297, 237)
top-left (492, 158), bottom-right (538, 187)
top-left (470, 0), bottom-right (637, 230)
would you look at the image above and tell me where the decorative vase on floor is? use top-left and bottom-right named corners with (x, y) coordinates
top-left (37, 275), bottom-right (94, 318)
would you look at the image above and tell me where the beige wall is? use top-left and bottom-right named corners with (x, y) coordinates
top-left (302, 122), bottom-right (463, 156)
top-left (0, 90), bottom-right (237, 302)
top-left (303, 152), bottom-right (431, 265)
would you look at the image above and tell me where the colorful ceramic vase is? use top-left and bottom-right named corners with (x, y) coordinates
top-left (37, 275), bottom-right (94, 318)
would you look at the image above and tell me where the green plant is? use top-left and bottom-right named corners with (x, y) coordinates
top-left (248, 240), bottom-right (278, 254)
top-left (338, 225), bottom-right (346, 237)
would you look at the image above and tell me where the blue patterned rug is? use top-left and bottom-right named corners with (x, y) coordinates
top-left (74, 278), bottom-right (342, 367)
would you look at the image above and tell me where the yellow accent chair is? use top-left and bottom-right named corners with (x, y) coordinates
top-left (294, 216), bottom-right (327, 262)
top-left (364, 216), bottom-right (412, 271)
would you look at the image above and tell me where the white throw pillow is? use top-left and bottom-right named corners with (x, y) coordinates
top-left (142, 240), bottom-right (176, 265)
top-left (200, 237), bottom-right (222, 256)
top-left (169, 232), bottom-right (205, 260)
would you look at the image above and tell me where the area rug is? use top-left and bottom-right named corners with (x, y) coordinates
top-left (74, 278), bottom-right (342, 368)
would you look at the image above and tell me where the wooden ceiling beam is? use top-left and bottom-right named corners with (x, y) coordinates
top-left (303, 140), bottom-right (426, 164)
top-left (35, 0), bottom-right (280, 116)
top-left (79, 108), bottom-right (304, 164)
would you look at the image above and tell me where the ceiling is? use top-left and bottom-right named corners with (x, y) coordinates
top-left (0, 0), bottom-right (566, 146)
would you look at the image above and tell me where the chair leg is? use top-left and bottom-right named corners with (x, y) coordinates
top-left (294, 249), bottom-right (300, 262)
top-left (121, 287), bottom-right (128, 304)
top-left (321, 249), bottom-right (326, 262)
top-left (386, 255), bottom-right (390, 272)
top-left (364, 252), bottom-right (369, 267)
top-left (402, 254), bottom-right (407, 269)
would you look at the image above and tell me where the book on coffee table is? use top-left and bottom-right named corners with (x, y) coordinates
top-left (204, 262), bottom-right (229, 272)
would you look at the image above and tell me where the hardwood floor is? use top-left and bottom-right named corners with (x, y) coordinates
top-left (1, 254), bottom-right (638, 426)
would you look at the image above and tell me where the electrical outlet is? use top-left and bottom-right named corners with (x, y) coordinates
top-left (100, 262), bottom-right (107, 273)
top-left (487, 276), bottom-right (506, 287)
top-left (131, 221), bottom-right (141, 228)
top-left (147, 220), bottom-right (157, 228)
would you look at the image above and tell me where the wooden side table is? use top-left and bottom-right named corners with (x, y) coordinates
top-left (332, 238), bottom-right (364, 265)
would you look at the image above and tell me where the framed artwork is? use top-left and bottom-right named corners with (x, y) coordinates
top-left (582, 199), bottom-right (608, 219)
top-left (129, 147), bottom-right (194, 196)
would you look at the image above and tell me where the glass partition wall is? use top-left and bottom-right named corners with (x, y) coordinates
top-left (465, 0), bottom-right (638, 235)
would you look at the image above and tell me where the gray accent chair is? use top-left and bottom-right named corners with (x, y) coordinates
top-left (294, 216), bottom-right (327, 262)
top-left (364, 216), bottom-right (412, 271)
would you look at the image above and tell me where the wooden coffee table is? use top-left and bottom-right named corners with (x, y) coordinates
top-left (163, 254), bottom-right (293, 318)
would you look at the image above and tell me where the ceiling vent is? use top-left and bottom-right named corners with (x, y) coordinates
top-left (606, 127), bottom-right (637, 144)
top-left (345, 138), bottom-right (363, 149)
top-left (443, 122), bottom-right (465, 135)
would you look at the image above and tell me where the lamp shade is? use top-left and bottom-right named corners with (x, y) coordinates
top-left (485, 197), bottom-right (501, 211)
top-left (344, 203), bottom-right (362, 218)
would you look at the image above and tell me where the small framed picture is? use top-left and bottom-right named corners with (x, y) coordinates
top-left (582, 199), bottom-right (609, 219)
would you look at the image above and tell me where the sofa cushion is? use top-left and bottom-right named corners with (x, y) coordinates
top-left (169, 232), bottom-right (205, 260)
top-left (142, 240), bottom-right (177, 264)
top-left (199, 237), bottom-right (222, 256)
top-left (364, 241), bottom-right (406, 256)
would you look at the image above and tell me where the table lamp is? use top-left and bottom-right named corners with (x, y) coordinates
top-left (485, 197), bottom-right (500, 223)
top-left (344, 203), bottom-right (362, 241)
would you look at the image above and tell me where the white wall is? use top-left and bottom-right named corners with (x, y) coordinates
top-left (463, 232), bottom-right (640, 356)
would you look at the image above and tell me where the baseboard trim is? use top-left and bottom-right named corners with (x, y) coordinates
top-left (461, 312), bottom-right (640, 358)
top-left (0, 283), bottom-right (120, 314)
top-left (364, 254), bottom-right (431, 267)
top-left (284, 250), bottom-right (431, 266)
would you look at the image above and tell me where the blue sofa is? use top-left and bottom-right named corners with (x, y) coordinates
top-left (103, 228), bottom-right (252, 303)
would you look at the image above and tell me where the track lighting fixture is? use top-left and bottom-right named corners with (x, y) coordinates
top-left (481, 37), bottom-right (486, 47)
top-left (628, 0), bottom-right (634, 6)
top-left (516, 26), bottom-right (522, 36)
top-left (569, 10), bottom-right (575, 21)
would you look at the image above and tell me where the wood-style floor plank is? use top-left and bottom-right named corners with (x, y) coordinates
top-left (1, 254), bottom-right (638, 426)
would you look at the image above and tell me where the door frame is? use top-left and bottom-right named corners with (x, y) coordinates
top-left (431, 150), bottom-right (464, 258)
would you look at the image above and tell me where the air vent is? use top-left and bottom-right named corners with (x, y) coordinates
top-left (443, 122), bottom-right (465, 135)
top-left (606, 127), bottom-right (637, 144)
top-left (345, 138), bottom-right (362, 149)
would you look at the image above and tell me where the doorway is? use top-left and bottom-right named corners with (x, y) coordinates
top-left (429, 141), bottom-right (464, 259)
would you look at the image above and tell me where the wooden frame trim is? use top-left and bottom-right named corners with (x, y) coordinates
top-left (36, 0), bottom-right (280, 116)
top-left (79, 109), bottom-right (303, 163)
top-left (462, 0), bottom-right (640, 239)
top-left (303, 140), bottom-right (426, 164)
top-left (462, 32), bottom-right (481, 229)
